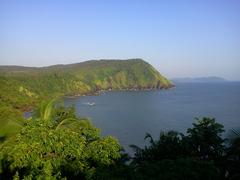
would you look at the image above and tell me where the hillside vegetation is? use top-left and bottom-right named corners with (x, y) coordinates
top-left (0, 59), bottom-right (173, 136)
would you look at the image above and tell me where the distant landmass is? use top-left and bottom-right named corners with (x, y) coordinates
top-left (172, 76), bottom-right (227, 83)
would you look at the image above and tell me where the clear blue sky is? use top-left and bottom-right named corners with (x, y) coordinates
top-left (0, 0), bottom-right (239, 80)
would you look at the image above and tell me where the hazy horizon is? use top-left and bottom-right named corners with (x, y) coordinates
top-left (1, 0), bottom-right (240, 80)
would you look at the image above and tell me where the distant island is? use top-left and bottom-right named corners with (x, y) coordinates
top-left (171, 76), bottom-right (227, 83)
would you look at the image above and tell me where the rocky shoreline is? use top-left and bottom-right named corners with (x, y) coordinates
top-left (22, 84), bottom-right (175, 115)
top-left (64, 84), bottom-right (175, 98)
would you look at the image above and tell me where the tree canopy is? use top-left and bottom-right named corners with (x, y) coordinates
top-left (130, 118), bottom-right (239, 180)
top-left (0, 100), bottom-right (121, 179)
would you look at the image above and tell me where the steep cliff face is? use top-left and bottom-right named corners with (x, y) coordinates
top-left (0, 59), bottom-right (173, 110)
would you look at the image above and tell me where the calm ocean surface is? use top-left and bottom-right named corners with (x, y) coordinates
top-left (64, 82), bottom-right (240, 153)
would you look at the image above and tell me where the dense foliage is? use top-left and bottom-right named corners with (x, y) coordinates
top-left (129, 118), bottom-right (240, 180)
top-left (0, 100), bottom-right (121, 179)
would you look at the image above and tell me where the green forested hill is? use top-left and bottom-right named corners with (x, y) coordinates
top-left (0, 59), bottom-right (173, 107)
top-left (0, 59), bottom-right (173, 133)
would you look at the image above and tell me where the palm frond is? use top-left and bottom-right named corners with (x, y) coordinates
top-left (145, 133), bottom-right (155, 145)
top-left (42, 99), bottom-right (56, 122)
top-left (231, 129), bottom-right (240, 137)
top-left (129, 144), bottom-right (141, 152)
top-left (55, 117), bottom-right (79, 130)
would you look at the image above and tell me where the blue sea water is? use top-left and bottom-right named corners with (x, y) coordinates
top-left (64, 82), bottom-right (240, 153)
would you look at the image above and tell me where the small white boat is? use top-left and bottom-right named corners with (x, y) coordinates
top-left (83, 102), bottom-right (96, 106)
top-left (87, 102), bottom-right (96, 106)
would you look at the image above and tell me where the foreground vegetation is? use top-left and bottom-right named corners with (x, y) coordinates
top-left (0, 100), bottom-right (121, 179)
top-left (0, 100), bottom-right (239, 179)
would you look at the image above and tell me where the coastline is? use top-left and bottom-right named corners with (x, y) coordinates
top-left (23, 84), bottom-right (175, 115)
top-left (63, 84), bottom-right (175, 98)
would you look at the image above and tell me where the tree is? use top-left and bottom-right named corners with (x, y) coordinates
top-left (225, 129), bottom-right (240, 180)
top-left (187, 117), bottom-right (225, 160)
top-left (130, 130), bottom-right (218, 180)
top-left (0, 99), bottom-right (121, 179)
top-left (131, 131), bottom-right (189, 165)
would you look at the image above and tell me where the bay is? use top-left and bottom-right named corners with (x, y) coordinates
top-left (64, 82), bottom-right (240, 153)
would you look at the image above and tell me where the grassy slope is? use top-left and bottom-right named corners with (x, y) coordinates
top-left (0, 59), bottom-right (173, 135)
